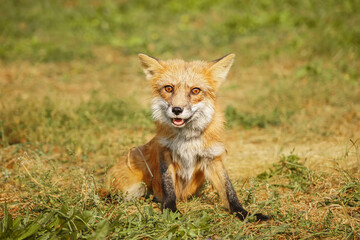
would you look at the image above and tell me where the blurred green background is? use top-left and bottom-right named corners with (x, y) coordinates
top-left (1, 1), bottom-right (360, 239)
top-left (1, 0), bottom-right (359, 61)
top-left (1, 0), bottom-right (359, 151)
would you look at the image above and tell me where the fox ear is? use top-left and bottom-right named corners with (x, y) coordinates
top-left (138, 53), bottom-right (163, 80)
top-left (208, 53), bottom-right (235, 86)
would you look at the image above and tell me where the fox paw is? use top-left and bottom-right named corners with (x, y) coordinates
top-left (162, 201), bottom-right (178, 213)
top-left (254, 213), bottom-right (271, 221)
top-left (235, 211), bottom-right (270, 221)
top-left (235, 210), bottom-right (250, 220)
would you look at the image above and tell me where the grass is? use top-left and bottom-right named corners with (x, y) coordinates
top-left (1, 0), bottom-right (360, 239)
top-left (1, 151), bottom-right (359, 239)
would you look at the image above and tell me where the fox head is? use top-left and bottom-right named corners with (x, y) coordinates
top-left (138, 53), bottom-right (235, 131)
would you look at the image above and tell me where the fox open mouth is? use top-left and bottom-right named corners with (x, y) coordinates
top-left (172, 118), bottom-right (187, 127)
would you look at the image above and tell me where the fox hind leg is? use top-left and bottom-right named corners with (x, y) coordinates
top-left (122, 182), bottom-right (147, 200)
top-left (104, 153), bottom-right (147, 200)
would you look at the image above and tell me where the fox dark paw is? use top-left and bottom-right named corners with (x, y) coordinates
top-left (162, 201), bottom-right (178, 213)
top-left (235, 211), bottom-right (270, 221)
top-left (254, 213), bottom-right (271, 221)
top-left (235, 210), bottom-right (250, 220)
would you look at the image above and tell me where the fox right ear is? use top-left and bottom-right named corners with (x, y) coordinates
top-left (208, 53), bottom-right (235, 87)
top-left (138, 53), bottom-right (163, 80)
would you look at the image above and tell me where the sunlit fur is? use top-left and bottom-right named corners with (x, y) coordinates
top-left (103, 53), bottom-right (236, 205)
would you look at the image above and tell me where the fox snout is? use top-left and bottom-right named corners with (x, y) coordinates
top-left (167, 104), bottom-right (193, 128)
top-left (172, 107), bottom-right (183, 115)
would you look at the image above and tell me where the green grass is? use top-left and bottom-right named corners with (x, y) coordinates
top-left (1, 93), bottom-right (152, 152)
top-left (257, 153), bottom-right (317, 192)
top-left (1, 0), bottom-right (360, 239)
top-left (1, 0), bottom-right (359, 61)
top-left (1, 152), bottom-right (359, 239)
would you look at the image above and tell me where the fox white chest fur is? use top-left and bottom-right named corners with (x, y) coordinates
top-left (152, 94), bottom-right (225, 182)
top-left (159, 134), bottom-right (225, 182)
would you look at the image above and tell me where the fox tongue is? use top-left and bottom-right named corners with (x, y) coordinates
top-left (172, 118), bottom-right (184, 126)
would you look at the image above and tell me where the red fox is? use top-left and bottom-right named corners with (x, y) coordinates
top-left (102, 53), bottom-right (268, 221)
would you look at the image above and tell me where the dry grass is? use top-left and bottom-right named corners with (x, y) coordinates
top-left (1, 0), bottom-right (360, 239)
top-left (1, 51), bottom-right (359, 239)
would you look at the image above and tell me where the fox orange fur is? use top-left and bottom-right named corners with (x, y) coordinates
top-left (102, 53), bottom-right (268, 221)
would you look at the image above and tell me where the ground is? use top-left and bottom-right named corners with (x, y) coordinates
top-left (0, 0), bottom-right (359, 239)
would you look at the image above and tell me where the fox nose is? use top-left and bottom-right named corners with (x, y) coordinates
top-left (172, 107), bottom-right (183, 115)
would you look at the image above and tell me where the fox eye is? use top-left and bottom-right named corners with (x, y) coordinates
top-left (164, 85), bottom-right (173, 93)
top-left (191, 88), bottom-right (201, 95)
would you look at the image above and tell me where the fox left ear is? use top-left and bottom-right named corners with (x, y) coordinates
top-left (208, 53), bottom-right (235, 87)
top-left (138, 53), bottom-right (164, 80)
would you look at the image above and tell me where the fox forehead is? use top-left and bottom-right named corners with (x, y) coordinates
top-left (152, 59), bottom-right (214, 90)
top-left (139, 53), bottom-right (235, 92)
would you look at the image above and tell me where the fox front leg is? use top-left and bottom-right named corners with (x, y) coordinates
top-left (159, 151), bottom-right (178, 212)
top-left (206, 158), bottom-right (269, 221)
top-left (224, 174), bottom-right (269, 221)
